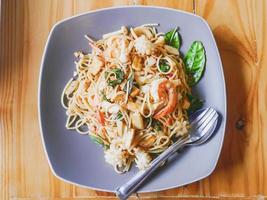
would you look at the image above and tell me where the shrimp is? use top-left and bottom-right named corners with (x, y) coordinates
top-left (153, 80), bottom-right (177, 119)
top-left (104, 36), bottom-right (131, 63)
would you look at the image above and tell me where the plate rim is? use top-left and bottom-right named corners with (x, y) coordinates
top-left (38, 5), bottom-right (227, 193)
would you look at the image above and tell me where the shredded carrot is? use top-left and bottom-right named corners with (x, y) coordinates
top-left (97, 111), bottom-right (105, 125)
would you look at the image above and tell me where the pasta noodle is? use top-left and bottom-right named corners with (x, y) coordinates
top-left (61, 24), bottom-right (191, 173)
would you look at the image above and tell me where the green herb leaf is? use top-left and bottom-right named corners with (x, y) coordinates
top-left (164, 28), bottom-right (180, 49)
top-left (187, 93), bottom-right (203, 113)
top-left (105, 68), bottom-right (125, 87)
top-left (89, 134), bottom-right (109, 149)
top-left (144, 117), bottom-right (151, 126)
top-left (184, 41), bottom-right (206, 86)
top-left (101, 91), bottom-right (111, 102)
top-left (89, 134), bottom-right (104, 145)
top-left (159, 60), bottom-right (170, 73)
top-left (152, 119), bottom-right (163, 131)
top-left (116, 111), bottom-right (123, 120)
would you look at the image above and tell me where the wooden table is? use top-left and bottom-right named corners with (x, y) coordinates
top-left (1, 0), bottom-right (267, 199)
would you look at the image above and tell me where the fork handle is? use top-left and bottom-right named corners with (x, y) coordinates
top-left (115, 135), bottom-right (189, 200)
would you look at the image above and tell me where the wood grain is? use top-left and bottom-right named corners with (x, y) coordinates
top-left (195, 0), bottom-right (267, 196)
top-left (0, 0), bottom-right (267, 199)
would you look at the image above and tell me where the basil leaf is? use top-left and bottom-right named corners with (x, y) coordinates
top-left (105, 68), bottom-right (124, 87)
top-left (89, 134), bottom-right (109, 149)
top-left (184, 41), bottom-right (206, 86)
top-left (187, 94), bottom-right (203, 113)
top-left (165, 28), bottom-right (180, 49)
top-left (159, 60), bottom-right (170, 73)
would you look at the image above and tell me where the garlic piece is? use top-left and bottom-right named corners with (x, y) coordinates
top-left (145, 56), bottom-right (157, 67)
top-left (123, 129), bottom-right (135, 149)
top-left (130, 112), bottom-right (144, 130)
top-left (87, 56), bottom-right (104, 75)
top-left (132, 56), bottom-right (142, 71)
top-left (134, 35), bottom-right (154, 55)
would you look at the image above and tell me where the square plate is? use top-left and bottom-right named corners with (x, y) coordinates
top-left (38, 6), bottom-right (227, 192)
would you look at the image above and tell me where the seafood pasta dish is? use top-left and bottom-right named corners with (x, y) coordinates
top-left (61, 24), bottom-right (206, 173)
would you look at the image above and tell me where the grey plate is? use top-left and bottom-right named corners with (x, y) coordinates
top-left (38, 6), bottom-right (227, 193)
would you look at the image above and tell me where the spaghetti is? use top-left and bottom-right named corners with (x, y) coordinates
top-left (61, 24), bottom-right (192, 173)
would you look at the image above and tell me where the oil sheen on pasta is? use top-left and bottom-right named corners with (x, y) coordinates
top-left (61, 24), bottom-right (192, 173)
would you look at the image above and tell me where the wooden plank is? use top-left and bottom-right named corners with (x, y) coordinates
top-left (0, 0), bottom-right (193, 200)
top-left (1, 0), bottom-right (267, 199)
top-left (194, 0), bottom-right (267, 196)
top-left (7, 197), bottom-right (265, 200)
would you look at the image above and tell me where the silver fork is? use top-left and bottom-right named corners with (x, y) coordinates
top-left (116, 107), bottom-right (219, 200)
